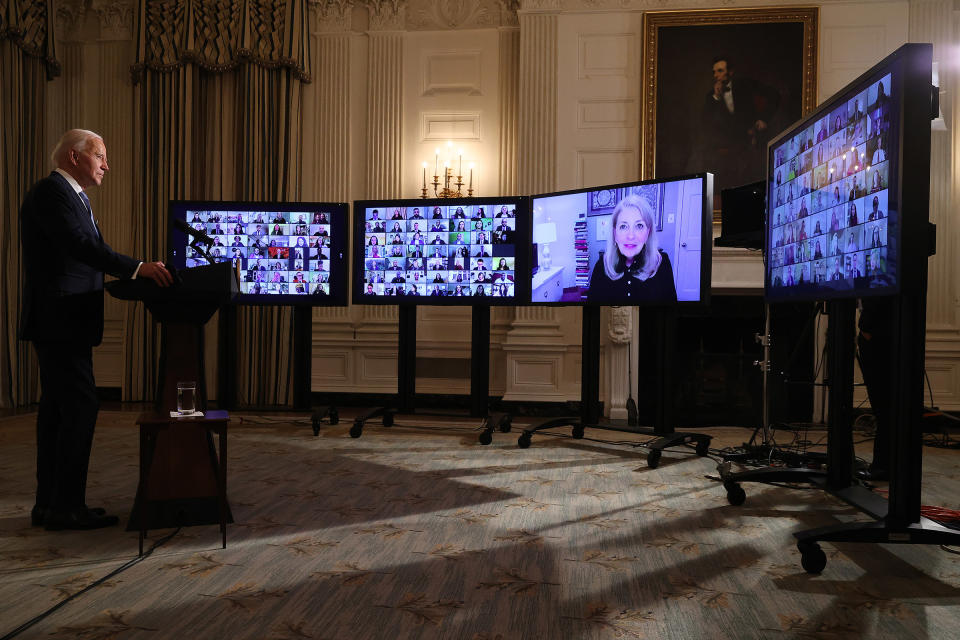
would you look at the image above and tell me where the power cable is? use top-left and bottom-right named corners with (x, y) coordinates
top-left (0, 527), bottom-right (181, 640)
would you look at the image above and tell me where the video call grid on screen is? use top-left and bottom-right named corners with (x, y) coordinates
top-left (766, 70), bottom-right (897, 300)
top-left (529, 175), bottom-right (711, 306)
top-left (353, 198), bottom-right (528, 304)
top-left (169, 201), bottom-right (349, 306)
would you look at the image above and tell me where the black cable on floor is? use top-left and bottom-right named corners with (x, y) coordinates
top-left (0, 527), bottom-right (181, 640)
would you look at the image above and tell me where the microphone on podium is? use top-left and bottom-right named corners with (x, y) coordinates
top-left (173, 218), bottom-right (215, 246)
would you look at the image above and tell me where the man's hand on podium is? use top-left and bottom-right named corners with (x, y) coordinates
top-left (139, 261), bottom-right (174, 287)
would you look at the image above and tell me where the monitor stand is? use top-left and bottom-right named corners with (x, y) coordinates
top-left (516, 306), bottom-right (712, 468)
top-left (720, 295), bottom-right (960, 573)
top-left (348, 305), bottom-right (510, 438)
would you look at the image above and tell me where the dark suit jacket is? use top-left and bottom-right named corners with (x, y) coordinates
top-left (19, 172), bottom-right (138, 346)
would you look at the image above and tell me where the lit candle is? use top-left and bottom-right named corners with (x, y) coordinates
top-left (458, 149), bottom-right (463, 176)
top-left (434, 148), bottom-right (440, 176)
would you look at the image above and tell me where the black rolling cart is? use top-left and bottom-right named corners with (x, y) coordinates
top-left (791, 293), bottom-right (960, 573)
top-left (723, 293), bottom-right (960, 573)
top-left (513, 172), bottom-right (714, 466)
top-left (719, 43), bottom-right (960, 573)
top-left (516, 306), bottom-right (712, 468)
top-left (348, 305), bottom-right (511, 438)
top-left (168, 199), bottom-right (351, 424)
top-left (347, 195), bottom-right (528, 437)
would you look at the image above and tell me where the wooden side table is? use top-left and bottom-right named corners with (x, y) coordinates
top-left (131, 410), bottom-right (232, 555)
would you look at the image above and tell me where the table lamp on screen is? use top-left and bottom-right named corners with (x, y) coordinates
top-left (533, 222), bottom-right (557, 270)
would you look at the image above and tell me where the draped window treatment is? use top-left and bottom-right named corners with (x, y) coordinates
top-left (126, 0), bottom-right (309, 406)
top-left (0, 0), bottom-right (60, 408)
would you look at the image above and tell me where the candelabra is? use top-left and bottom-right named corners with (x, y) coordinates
top-left (420, 143), bottom-right (475, 199)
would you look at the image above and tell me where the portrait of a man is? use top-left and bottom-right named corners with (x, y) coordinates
top-left (642, 10), bottom-right (818, 210)
top-left (695, 54), bottom-right (782, 190)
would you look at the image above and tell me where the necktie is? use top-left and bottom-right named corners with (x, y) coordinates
top-left (78, 191), bottom-right (100, 238)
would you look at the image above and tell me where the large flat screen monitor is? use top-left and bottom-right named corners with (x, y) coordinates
top-left (169, 201), bottom-right (349, 306)
top-left (528, 174), bottom-right (713, 305)
top-left (352, 197), bottom-right (529, 304)
top-left (765, 43), bottom-right (933, 300)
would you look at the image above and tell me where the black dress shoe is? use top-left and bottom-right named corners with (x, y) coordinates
top-left (44, 508), bottom-right (119, 531)
top-left (32, 505), bottom-right (106, 526)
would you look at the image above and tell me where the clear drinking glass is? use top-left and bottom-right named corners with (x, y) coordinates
top-left (176, 381), bottom-right (197, 415)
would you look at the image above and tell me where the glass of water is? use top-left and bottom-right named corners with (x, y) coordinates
top-left (177, 381), bottom-right (197, 415)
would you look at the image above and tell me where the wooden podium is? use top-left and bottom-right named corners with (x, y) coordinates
top-left (107, 262), bottom-right (238, 553)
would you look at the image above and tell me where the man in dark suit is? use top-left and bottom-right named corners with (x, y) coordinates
top-left (19, 129), bottom-right (172, 530)
top-left (697, 56), bottom-right (780, 192)
top-left (494, 220), bottom-right (512, 244)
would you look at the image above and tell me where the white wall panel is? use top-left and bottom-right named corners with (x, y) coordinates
top-left (421, 50), bottom-right (484, 95)
top-left (577, 99), bottom-right (636, 129)
top-left (420, 112), bottom-right (483, 140)
top-left (557, 13), bottom-right (642, 192)
top-left (576, 149), bottom-right (636, 187)
top-left (818, 3), bottom-right (909, 101)
top-left (578, 33), bottom-right (633, 79)
top-left (405, 30), bottom-right (501, 199)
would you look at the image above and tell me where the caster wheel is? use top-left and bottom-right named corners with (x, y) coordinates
top-left (572, 426), bottom-right (585, 439)
top-left (383, 413), bottom-right (394, 427)
top-left (329, 409), bottom-right (339, 425)
top-left (499, 417), bottom-right (512, 433)
top-left (517, 434), bottom-right (532, 449)
top-left (647, 449), bottom-right (661, 469)
top-left (478, 432), bottom-right (493, 446)
top-left (695, 440), bottom-right (710, 456)
top-left (725, 483), bottom-right (746, 506)
top-left (349, 423), bottom-right (363, 438)
top-left (799, 543), bottom-right (827, 574)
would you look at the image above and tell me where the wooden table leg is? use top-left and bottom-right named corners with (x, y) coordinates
top-left (218, 426), bottom-right (227, 549)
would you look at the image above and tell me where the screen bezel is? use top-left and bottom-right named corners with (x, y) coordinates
top-left (168, 200), bottom-right (350, 307)
top-left (527, 173), bottom-right (714, 307)
top-left (763, 44), bottom-right (932, 302)
top-left (351, 196), bottom-right (531, 306)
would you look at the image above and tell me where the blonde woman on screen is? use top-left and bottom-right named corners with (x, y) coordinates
top-left (587, 194), bottom-right (677, 303)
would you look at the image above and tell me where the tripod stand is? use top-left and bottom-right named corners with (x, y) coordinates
top-left (723, 301), bottom-right (825, 468)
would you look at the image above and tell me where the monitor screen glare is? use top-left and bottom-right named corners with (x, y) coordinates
top-left (530, 176), bottom-right (708, 305)
top-left (361, 203), bottom-right (518, 298)
top-left (767, 73), bottom-right (893, 292)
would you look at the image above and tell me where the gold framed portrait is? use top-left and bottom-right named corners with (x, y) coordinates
top-left (641, 7), bottom-right (819, 216)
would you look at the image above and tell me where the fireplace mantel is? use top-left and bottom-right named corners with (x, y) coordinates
top-left (711, 245), bottom-right (765, 295)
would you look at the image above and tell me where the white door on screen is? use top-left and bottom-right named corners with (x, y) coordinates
top-left (675, 182), bottom-right (702, 301)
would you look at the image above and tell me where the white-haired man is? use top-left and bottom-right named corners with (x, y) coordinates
top-left (19, 129), bottom-right (172, 530)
